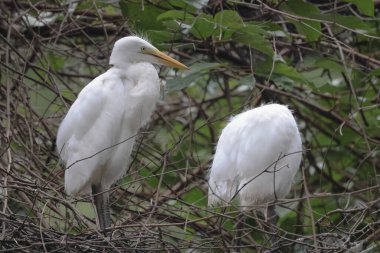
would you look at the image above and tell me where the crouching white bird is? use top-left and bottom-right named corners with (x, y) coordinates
top-left (57, 36), bottom-right (188, 232)
top-left (208, 104), bottom-right (302, 244)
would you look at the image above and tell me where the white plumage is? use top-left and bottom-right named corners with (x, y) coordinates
top-left (57, 63), bottom-right (159, 196)
top-left (208, 104), bottom-right (302, 208)
top-left (57, 36), bottom-right (188, 231)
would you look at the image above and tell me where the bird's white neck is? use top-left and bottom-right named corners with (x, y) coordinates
top-left (109, 62), bottom-right (132, 72)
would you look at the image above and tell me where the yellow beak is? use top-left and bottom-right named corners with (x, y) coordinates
top-left (145, 48), bottom-right (189, 70)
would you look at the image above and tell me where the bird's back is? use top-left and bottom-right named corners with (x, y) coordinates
top-left (208, 104), bottom-right (302, 207)
top-left (57, 70), bottom-right (128, 195)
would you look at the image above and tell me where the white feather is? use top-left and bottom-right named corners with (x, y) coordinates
top-left (57, 64), bottom-right (159, 196)
top-left (56, 36), bottom-right (187, 230)
top-left (208, 104), bottom-right (302, 207)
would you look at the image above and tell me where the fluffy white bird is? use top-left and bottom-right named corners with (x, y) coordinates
top-left (57, 36), bottom-right (188, 231)
top-left (208, 104), bottom-right (302, 209)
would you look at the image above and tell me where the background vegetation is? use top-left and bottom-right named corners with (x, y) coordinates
top-left (0, 0), bottom-right (379, 252)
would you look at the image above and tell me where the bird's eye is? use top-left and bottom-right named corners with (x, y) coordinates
top-left (141, 46), bottom-right (146, 52)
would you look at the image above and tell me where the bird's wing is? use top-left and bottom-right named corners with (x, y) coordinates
top-left (208, 105), bottom-right (303, 206)
top-left (57, 70), bottom-right (127, 195)
top-left (233, 105), bottom-right (302, 205)
top-left (208, 117), bottom-right (242, 206)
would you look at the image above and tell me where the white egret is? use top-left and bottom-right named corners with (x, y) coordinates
top-left (208, 104), bottom-right (302, 246)
top-left (57, 36), bottom-right (188, 232)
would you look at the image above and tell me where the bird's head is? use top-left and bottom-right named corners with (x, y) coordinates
top-left (109, 36), bottom-right (188, 70)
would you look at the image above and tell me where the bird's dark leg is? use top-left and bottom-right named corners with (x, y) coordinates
top-left (267, 206), bottom-right (280, 252)
top-left (92, 184), bottom-right (111, 235)
top-left (233, 212), bottom-right (245, 253)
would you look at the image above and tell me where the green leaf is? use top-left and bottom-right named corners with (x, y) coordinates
top-left (166, 0), bottom-right (198, 14)
top-left (181, 187), bottom-right (206, 207)
top-left (260, 22), bottom-right (289, 38)
top-left (74, 202), bottom-right (95, 219)
top-left (59, 89), bottom-right (76, 101)
top-left (311, 13), bottom-right (370, 32)
top-left (146, 30), bottom-right (182, 44)
top-left (120, 1), bottom-right (164, 30)
top-left (157, 10), bottom-right (189, 22)
top-left (283, 0), bottom-right (321, 41)
top-left (275, 63), bottom-right (306, 83)
top-left (139, 167), bottom-right (158, 188)
top-left (48, 53), bottom-right (65, 71)
top-left (184, 0), bottom-right (208, 11)
top-left (166, 62), bottom-right (222, 91)
top-left (166, 72), bottom-right (200, 91)
top-left (119, 0), bottom-right (129, 18)
top-left (155, 10), bottom-right (195, 35)
top-left (29, 84), bottom-right (60, 116)
top-left (214, 10), bottom-right (243, 28)
top-left (189, 13), bottom-right (215, 39)
top-left (214, 10), bottom-right (244, 39)
top-left (239, 74), bottom-right (256, 89)
top-left (285, 0), bottom-right (320, 17)
top-left (291, 20), bottom-right (321, 42)
top-left (342, 0), bottom-right (374, 16)
top-left (369, 67), bottom-right (380, 77)
top-left (187, 62), bottom-right (221, 74)
top-left (255, 59), bottom-right (306, 83)
top-left (233, 24), bottom-right (273, 56)
top-left (315, 58), bottom-right (345, 73)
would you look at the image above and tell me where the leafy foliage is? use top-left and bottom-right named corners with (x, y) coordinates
top-left (0, 0), bottom-right (379, 252)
